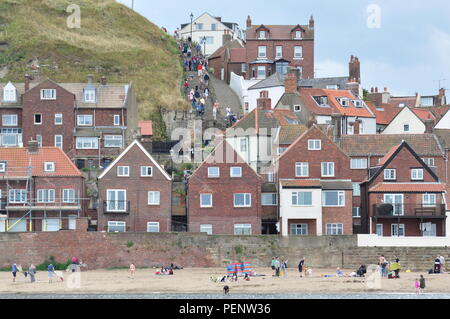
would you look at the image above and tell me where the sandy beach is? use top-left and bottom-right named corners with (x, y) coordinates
top-left (0, 268), bottom-right (449, 295)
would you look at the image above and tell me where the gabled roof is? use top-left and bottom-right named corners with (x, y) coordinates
top-left (246, 24), bottom-right (314, 40)
top-left (138, 120), bottom-right (153, 136)
top-left (98, 140), bottom-right (171, 180)
top-left (365, 100), bottom-right (402, 126)
top-left (340, 134), bottom-right (444, 157)
top-left (366, 141), bottom-right (440, 184)
top-left (0, 147), bottom-right (82, 178)
top-left (208, 39), bottom-right (243, 60)
top-left (229, 48), bottom-right (246, 63)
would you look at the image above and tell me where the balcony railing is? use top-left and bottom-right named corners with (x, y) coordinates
top-left (373, 204), bottom-right (446, 218)
top-left (103, 201), bottom-right (130, 214)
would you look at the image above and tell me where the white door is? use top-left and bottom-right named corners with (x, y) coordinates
top-left (8, 219), bottom-right (27, 232)
top-left (220, 68), bottom-right (224, 81)
top-left (375, 224), bottom-right (383, 236)
top-left (0, 219), bottom-right (5, 232)
top-left (69, 216), bottom-right (77, 230)
top-left (422, 223), bottom-right (437, 237)
top-left (43, 219), bottom-right (60, 232)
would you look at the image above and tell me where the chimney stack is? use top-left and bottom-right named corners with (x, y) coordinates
top-left (28, 140), bottom-right (39, 154)
top-left (246, 16), bottom-right (252, 29)
top-left (100, 76), bottom-right (107, 86)
top-left (354, 119), bottom-right (362, 135)
top-left (284, 67), bottom-right (299, 94)
top-left (309, 15), bottom-right (315, 29)
top-left (424, 119), bottom-right (434, 134)
top-left (223, 29), bottom-right (232, 45)
top-left (438, 88), bottom-right (446, 106)
top-left (257, 90), bottom-right (272, 110)
top-left (87, 74), bottom-right (94, 84)
top-left (349, 55), bottom-right (361, 84)
top-left (24, 74), bottom-right (32, 92)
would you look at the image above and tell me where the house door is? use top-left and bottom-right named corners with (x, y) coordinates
top-left (69, 216), bottom-right (77, 230)
top-left (384, 194), bottom-right (404, 216)
top-left (375, 224), bottom-right (383, 236)
top-left (0, 219), bottom-right (5, 232)
top-left (221, 68), bottom-right (225, 81)
top-left (43, 219), bottom-right (60, 232)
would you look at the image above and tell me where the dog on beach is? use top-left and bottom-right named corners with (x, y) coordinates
top-left (223, 285), bottom-right (230, 295)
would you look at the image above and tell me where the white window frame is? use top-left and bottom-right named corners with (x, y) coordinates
top-left (234, 224), bottom-right (252, 235)
top-left (423, 194), bottom-right (437, 207)
top-left (391, 224), bottom-right (405, 237)
top-left (259, 30), bottom-right (266, 39)
top-left (200, 224), bottom-right (213, 235)
top-left (384, 169), bottom-right (396, 180)
top-left (34, 114), bottom-right (42, 125)
top-left (200, 194), bottom-right (213, 208)
top-left (104, 135), bottom-right (123, 148)
top-left (295, 30), bottom-right (302, 39)
top-left (37, 135), bottom-right (42, 147)
top-left (411, 168), bottom-right (424, 181)
top-left (117, 166), bottom-right (130, 177)
top-left (276, 46), bottom-right (283, 58)
top-left (384, 194), bottom-right (404, 216)
top-left (148, 191), bottom-right (161, 206)
top-left (114, 115), bottom-right (121, 126)
top-left (240, 138), bottom-right (248, 152)
top-left (106, 190), bottom-right (127, 212)
top-left (63, 189), bottom-right (76, 203)
top-left (352, 183), bottom-right (361, 197)
top-left (234, 193), bottom-right (252, 208)
top-left (293, 105), bottom-right (301, 112)
top-left (326, 223), bottom-right (344, 235)
top-left (294, 46), bottom-right (303, 59)
top-left (323, 191), bottom-right (345, 207)
top-left (108, 221), bottom-right (126, 233)
top-left (375, 224), bottom-right (383, 236)
top-left (40, 89), bottom-right (56, 100)
top-left (76, 137), bottom-right (98, 150)
top-left (84, 89), bottom-right (96, 103)
top-left (54, 113), bottom-right (63, 125)
top-left (0, 162), bottom-right (5, 173)
top-left (77, 115), bottom-right (93, 126)
top-left (44, 162), bottom-right (55, 172)
top-left (2, 114), bottom-right (18, 127)
top-left (141, 166), bottom-right (153, 177)
top-left (3, 85), bottom-right (16, 102)
top-left (352, 207), bottom-right (361, 218)
top-left (8, 189), bottom-right (27, 203)
top-left (422, 158), bottom-right (435, 167)
top-left (258, 46), bottom-right (267, 58)
top-left (308, 139), bottom-right (321, 150)
top-left (292, 192), bottom-right (313, 206)
top-left (351, 158), bottom-right (368, 170)
top-left (321, 162), bottom-right (335, 177)
top-left (37, 189), bottom-right (55, 203)
top-left (54, 135), bottom-right (63, 149)
top-left (295, 162), bottom-right (309, 177)
top-left (291, 224), bottom-right (308, 236)
top-left (207, 167), bottom-right (220, 178)
top-left (230, 167), bottom-right (242, 178)
top-left (147, 222), bottom-right (160, 233)
top-left (262, 193), bottom-right (278, 206)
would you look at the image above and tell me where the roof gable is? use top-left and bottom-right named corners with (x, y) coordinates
top-left (98, 140), bottom-right (171, 181)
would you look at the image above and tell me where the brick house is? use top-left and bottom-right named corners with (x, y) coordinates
top-left (0, 75), bottom-right (139, 169)
top-left (97, 140), bottom-right (172, 233)
top-left (188, 140), bottom-right (263, 235)
top-left (0, 141), bottom-right (85, 233)
top-left (244, 16), bottom-right (315, 80)
top-left (276, 125), bottom-right (354, 236)
top-left (360, 141), bottom-right (447, 237)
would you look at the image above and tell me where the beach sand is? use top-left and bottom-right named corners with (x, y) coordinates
top-left (0, 268), bottom-right (448, 295)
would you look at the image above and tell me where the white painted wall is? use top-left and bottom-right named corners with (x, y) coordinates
top-left (435, 111), bottom-right (450, 129)
top-left (279, 186), bottom-right (323, 237)
top-left (179, 13), bottom-right (242, 56)
top-left (345, 117), bottom-right (377, 135)
top-left (230, 72), bottom-right (260, 112)
top-left (382, 108), bottom-right (426, 134)
top-left (316, 116), bottom-right (332, 125)
top-left (248, 86), bottom-right (285, 113)
top-left (226, 134), bottom-right (274, 171)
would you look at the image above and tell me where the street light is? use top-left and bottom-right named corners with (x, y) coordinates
top-left (189, 13), bottom-right (194, 43)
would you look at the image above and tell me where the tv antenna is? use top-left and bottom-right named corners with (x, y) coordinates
top-left (434, 78), bottom-right (447, 90)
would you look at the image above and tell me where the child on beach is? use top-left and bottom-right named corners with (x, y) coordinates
top-left (11, 263), bottom-right (17, 283)
top-left (129, 263), bottom-right (136, 279)
top-left (419, 275), bottom-right (426, 294)
top-left (47, 263), bottom-right (55, 283)
top-left (414, 278), bottom-right (420, 294)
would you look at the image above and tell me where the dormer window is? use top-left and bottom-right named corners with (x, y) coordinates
top-left (313, 96), bottom-right (328, 107)
top-left (338, 98), bottom-right (349, 107)
top-left (399, 103), bottom-right (406, 108)
top-left (44, 162), bottom-right (55, 172)
top-left (84, 89), bottom-right (96, 103)
top-left (353, 100), bottom-right (364, 108)
top-left (295, 30), bottom-right (302, 39)
top-left (3, 82), bottom-right (17, 102)
top-left (259, 30), bottom-right (266, 39)
top-left (41, 89), bottom-right (56, 100)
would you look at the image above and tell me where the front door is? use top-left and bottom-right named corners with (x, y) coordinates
top-left (384, 194), bottom-right (404, 216)
top-left (69, 216), bottom-right (77, 230)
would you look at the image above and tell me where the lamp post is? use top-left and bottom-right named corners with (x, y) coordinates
top-left (190, 13), bottom-right (194, 43)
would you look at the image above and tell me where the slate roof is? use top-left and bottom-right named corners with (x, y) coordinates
top-left (249, 73), bottom-right (285, 90)
top-left (298, 77), bottom-right (350, 90)
top-left (434, 129), bottom-right (450, 149)
top-left (278, 124), bottom-right (308, 145)
top-left (246, 25), bottom-right (314, 40)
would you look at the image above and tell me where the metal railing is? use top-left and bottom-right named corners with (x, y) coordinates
top-left (103, 201), bottom-right (130, 214)
top-left (374, 204), bottom-right (446, 218)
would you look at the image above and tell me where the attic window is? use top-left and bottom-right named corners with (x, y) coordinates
top-left (326, 85), bottom-right (338, 90)
top-left (294, 105), bottom-right (301, 112)
top-left (259, 30), bottom-right (267, 39)
top-left (40, 89), bottom-right (56, 100)
top-left (44, 162), bottom-right (55, 172)
top-left (353, 100), bottom-right (364, 108)
top-left (339, 98), bottom-right (349, 107)
top-left (84, 89), bottom-right (96, 103)
top-left (295, 30), bottom-right (302, 39)
top-left (3, 83), bottom-right (17, 102)
top-left (313, 96), bottom-right (328, 107)
top-left (399, 103), bottom-right (406, 108)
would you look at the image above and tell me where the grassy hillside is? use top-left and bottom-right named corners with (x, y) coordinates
top-left (0, 0), bottom-right (187, 140)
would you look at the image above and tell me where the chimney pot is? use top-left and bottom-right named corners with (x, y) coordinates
top-left (101, 76), bottom-right (107, 85)
top-left (424, 119), bottom-right (434, 134)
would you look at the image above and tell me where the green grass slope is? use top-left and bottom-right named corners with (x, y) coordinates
top-left (0, 0), bottom-right (186, 140)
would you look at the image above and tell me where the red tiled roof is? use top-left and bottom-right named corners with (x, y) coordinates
top-left (411, 108), bottom-right (436, 122)
top-left (298, 88), bottom-right (375, 118)
top-left (139, 120), bottom-right (153, 136)
top-left (0, 147), bottom-right (82, 177)
top-left (389, 96), bottom-right (418, 108)
top-left (369, 183), bottom-right (446, 193)
top-left (229, 48), bottom-right (246, 63)
top-left (378, 144), bottom-right (402, 166)
top-left (366, 101), bottom-right (401, 125)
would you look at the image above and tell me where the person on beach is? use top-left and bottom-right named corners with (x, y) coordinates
top-left (414, 278), bottom-right (420, 294)
top-left (11, 263), bottom-right (17, 283)
top-left (48, 263), bottom-right (55, 283)
top-left (434, 256), bottom-right (441, 274)
top-left (379, 255), bottom-right (388, 278)
top-left (271, 257), bottom-right (276, 275)
top-left (28, 264), bottom-right (36, 283)
top-left (419, 275), bottom-right (426, 294)
top-left (439, 255), bottom-right (446, 272)
top-left (298, 257), bottom-right (305, 278)
top-left (129, 263), bottom-right (136, 279)
top-left (274, 257), bottom-right (281, 277)
top-left (281, 259), bottom-right (287, 277)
